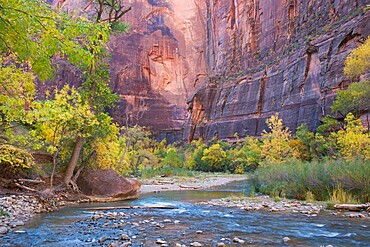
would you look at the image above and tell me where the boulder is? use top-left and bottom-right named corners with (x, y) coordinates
top-left (77, 169), bottom-right (141, 198)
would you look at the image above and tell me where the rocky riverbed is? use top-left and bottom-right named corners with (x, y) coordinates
top-left (0, 195), bottom-right (59, 234)
top-left (198, 196), bottom-right (370, 219)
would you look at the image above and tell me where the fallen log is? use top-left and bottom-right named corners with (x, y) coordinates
top-left (14, 182), bottom-right (37, 192)
top-left (17, 179), bottom-right (45, 184)
top-left (154, 180), bottom-right (174, 185)
top-left (334, 203), bottom-right (370, 211)
top-left (179, 184), bottom-right (200, 189)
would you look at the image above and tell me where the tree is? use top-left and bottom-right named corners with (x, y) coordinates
top-left (0, 61), bottom-right (34, 140)
top-left (331, 80), bottom-right (370, 118)
top-left (201, 143), bottom-right (227, 172)
top-left (28, 86), bottom-right (100, 189)
top-left (335, 113), bottom-right (370, 161)
top-left (261, 113), bottom-right (292, 164)
top-left (344, 37), bottom-right (370, 79)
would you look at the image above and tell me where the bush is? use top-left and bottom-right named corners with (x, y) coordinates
top-left (0, 144), bottom-right (34, 178)
top-left (200, 144), bottom-right (227, 172)
top-left (254, 159), bottom-right (370, 203)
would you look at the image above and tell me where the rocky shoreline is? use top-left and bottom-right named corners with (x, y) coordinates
top-left (0, 195), bottom-right (59, 234)
top-left (198, 195), bottom-right (370, 219)
top-left (1, 175), bottom-right (369, 236)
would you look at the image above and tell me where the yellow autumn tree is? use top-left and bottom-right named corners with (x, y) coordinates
top-left (344, 37), bottom-right (370, 78)
top-left (335, 113), bottom-right (370, 161)
top-left (261, 113), bottom-right (292, 164)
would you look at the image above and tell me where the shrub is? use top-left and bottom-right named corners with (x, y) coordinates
top-left (254, 159), bottom-right (370, 203)
top-left (0, 144), bottom-right (34, 178)
top-left (201, 143), bottom-right (227, 172)
top-left (162, 148), bottom-right (183, 168)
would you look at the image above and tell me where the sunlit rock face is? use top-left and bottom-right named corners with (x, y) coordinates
top-left (52, 0), bottom-right (370, 142)
top-left (185, 0), bottom-right (370, 142)
top-left (52, 0), bottom-right (208, 142)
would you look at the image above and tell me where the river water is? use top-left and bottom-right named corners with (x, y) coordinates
top-left (0, 181), bottom-right (369, 246)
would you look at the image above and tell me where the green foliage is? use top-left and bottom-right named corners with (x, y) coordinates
top-left (228, 137), bottom-right (262, 173)
top-left (162, 148), bottom-right (183, 168)
top-left (201, 144), bottom-right (227, 172)
top-left (184, 139), bottom-right (206, 171)
top-left (344, 37), bottom-right (370, 78)
top-left (254, 159), bottom-right (370, 203)
top-left (0, 144), bottom-right (34, 178)
top-left (141, 167), bottom-right (195, 178)
top-left (0, 60), bottom-right (35, 125)
top-left (331, 80), bottom-right (370, 117)
top-left (0, 0), bottom-right (111, 81)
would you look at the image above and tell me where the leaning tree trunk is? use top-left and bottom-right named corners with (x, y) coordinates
top-left (63, 136), bottom-right (84, 188)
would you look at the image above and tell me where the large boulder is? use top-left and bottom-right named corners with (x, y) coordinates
top-left (77, 169), bottom-right (141, 199)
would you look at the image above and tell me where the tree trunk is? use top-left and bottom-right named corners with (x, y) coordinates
top-left (50, 150), bottom-right (59, 190)
top-left (63, 136), bottom-right (84, 187)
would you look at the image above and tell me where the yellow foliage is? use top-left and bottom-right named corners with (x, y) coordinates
top-left (261, 113), bottom-right (292, 164)
top-left (344, 37), bottom-right (370, 78)
top-left (336, 113), bottom-right (370, 161)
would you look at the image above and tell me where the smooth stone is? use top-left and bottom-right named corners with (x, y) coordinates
top-left (233, 237), bottom-right (245, 244)
top-left (190, 242), bottom-right (203, 247)
top-left (0, 226), bottom-right (8, 234)
top-left (121, 234), bottom-right (130, 240)
top-left (120, 242), bottom-right (132, 247)
top-left (282, 237), bottom-right (291, 243)
top-left (99, 236), bottom-right (108, 243)
top-left (217, 243), bottom-right (226, 247)
top-left (156, 239), bottom-right (167, 244)
top-left (196, 230), bottom-right (203, 234)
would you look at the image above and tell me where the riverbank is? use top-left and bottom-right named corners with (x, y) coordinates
top-left (198, 196), bottom-right (370, 219)
top-left (0, 174), bottom-right (248, 234)
top-left (139, 174), bottom-right (248, 194)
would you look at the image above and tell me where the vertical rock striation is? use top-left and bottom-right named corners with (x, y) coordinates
top-left (51, 0), bottom-right (370, 142)
top-left (186, 0), bottom-right (370, 142)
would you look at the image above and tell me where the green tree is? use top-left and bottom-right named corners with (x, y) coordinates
top-left (331, 80), bottom-right (370, 118)
top-left (162, 148), bottom-right (183, 168)
top-left (0, 61), bottom-right (34, 140)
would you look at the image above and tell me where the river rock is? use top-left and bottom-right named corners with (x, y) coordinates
top-left (233, 237), bottom-right (245, 244)
top-left (0, 226), bottom-right (8, 234)
top-left (190, 242), bottom-right (203, 247)
top-left (282, 237), bottom-right (291, 243)
top-left (121, 233), bottom-right (130, 240)
top-left (156, 239), bottom-right (167, 244)
top-left (217, 243), bottom-right (226, 247)
top-left (77, 169), bottom-right (141, 198)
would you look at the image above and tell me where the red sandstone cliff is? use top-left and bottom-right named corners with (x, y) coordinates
top-left (51, 0), bottom-right (370, 142)
top-left (186, 0), bottom-right (370, 142)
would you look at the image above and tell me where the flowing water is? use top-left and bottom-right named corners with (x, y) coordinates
top-left (0, 181), bottom-right (369, 246)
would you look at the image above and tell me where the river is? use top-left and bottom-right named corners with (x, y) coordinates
top-left (0, 181), bottom-right (369, 246)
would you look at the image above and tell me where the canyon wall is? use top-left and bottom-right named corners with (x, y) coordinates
top-left (186, 0), bottom-right (370, 142)
top-left (52, 0), bottom-right (370, 142)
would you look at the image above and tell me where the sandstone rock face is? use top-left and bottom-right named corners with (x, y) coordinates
top-left (53, 0), bottom-right (208, 142)
top-left (77, 169), bottom-right (141, 198)
top-left (52, 0), bottom-right (370, 142)
top-left (186, 0), bottom-right (370, 141)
